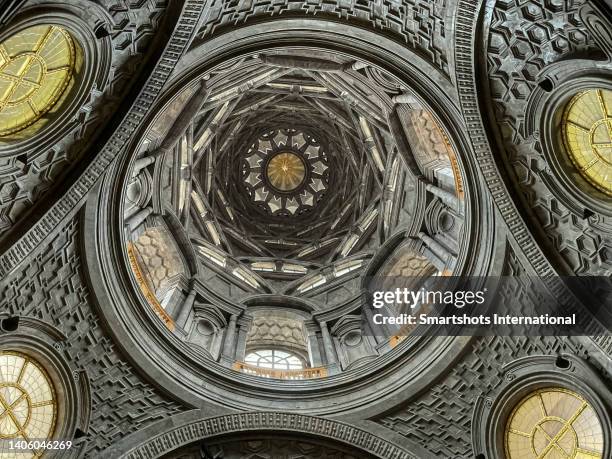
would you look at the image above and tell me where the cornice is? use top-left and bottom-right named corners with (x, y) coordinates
top-left (104, 411), bottom-right (417, 459)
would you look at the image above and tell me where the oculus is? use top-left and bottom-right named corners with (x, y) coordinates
top-left (562, 89), bottom-right (612, 196)
top-left (504, 387), bottom-right (604, 459)
top-left (266, 151), bottom-right (306, 192)
top-left (0, 25), bottom-right (77, 137)
top-left (0, 351), bottom-right (57, 457)
top-left (242, 129), bottom-right (329, 216)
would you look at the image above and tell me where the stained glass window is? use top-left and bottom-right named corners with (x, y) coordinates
top-left (0, 351), bottom-right (57, 458)
top-left (245, 350), bottom-right (304, 370)
top-left (562, 89), bottom-right (612, 196)
top-left (505, 388), bottom-right (604, 459)
top-left (0, 25), bottom-right (77, 137)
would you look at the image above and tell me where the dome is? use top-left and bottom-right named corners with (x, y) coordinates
top-left (119, 48), bottom-right (468, 390)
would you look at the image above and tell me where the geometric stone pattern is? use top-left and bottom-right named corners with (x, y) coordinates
top-left (133, 227), bottom-right (185, 292)
top-left (377, 334), bottom-right (601, 457)
top-left (197, 0), bottom-right (450, 74)
top-left (0, 1), bottom-right (609, 458)
top-left (0, 217), bottom-right (185, 455)
top-left (384, 252), bottom-right (434, 278)
top-left (486, 0), bottom-right (612, 275)
top-left (376, 248), bottom-right (611, 457)
top-left (0, 0), bottom-right (206, 278)
top-left (407, 109), bottom-right (453, 177)
top-left (0, 0), bottom-right (168, 237)
top-left (247, 316), bottom-right (308, 352)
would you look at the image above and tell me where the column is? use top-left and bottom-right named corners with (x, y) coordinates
top-left (175, 288), bottom-right (196, 329)
top-left (363, 304), bottom-right (387, 344)
top-left (425, 182), bottom-right (463, 214)
top-left (222, 314), bottom-right (238, 361)
top-left (387, 108), bottom-right (423, 179)
top-left (156, 79), bottom-right (209, 156)
top-left (234, 316), bottom-right (252, 362)
top-left (305, 322), bottom-right (323, 367)
top-left (319, 321), bottom-right (338, 366)
top-left (419, 232), bottom-right (456, 271)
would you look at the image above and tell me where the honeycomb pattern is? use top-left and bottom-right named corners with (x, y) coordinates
top-left (247, 316), bottom-right (308, 352)
top-left (486, 0), bottom-right (612, 275)
top-left (377, 249), bottom-right (610, 457)
top-left (407, 109), bottom-right (453, 175)
top-left (133, 227), bottom-right (185, 293)
top-left (379, 336), bottom-right (598, 457)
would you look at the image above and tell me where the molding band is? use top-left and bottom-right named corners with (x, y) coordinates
top-left (108, 411), bottom-right (416, 459)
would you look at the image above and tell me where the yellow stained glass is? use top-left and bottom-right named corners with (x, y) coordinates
top-left (266, 152), bottom-right (306, 191)
top-left (505, 388), bottom-right (604, 459)
top-left (562, 89), bottom-right (612, 196)
top-left (0, 25), bottom-right (76, 137)
top-left (0, 351), bottom-right (57, 458)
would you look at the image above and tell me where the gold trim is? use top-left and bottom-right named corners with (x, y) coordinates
top-left (0, 25), bottom-right (77, 137)
top-left (127, 242), bottom-right (175, 331)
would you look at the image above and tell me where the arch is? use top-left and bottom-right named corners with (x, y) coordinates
top-left (242, 294), bottom-right (319, 314)
top-left (0, 0), bottom-right (205, 269)
top-left (101, 411), bottom-right (414, 459)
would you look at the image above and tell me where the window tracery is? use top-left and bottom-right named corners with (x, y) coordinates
top-left (505, 388), bottom-right (604, 459)
top-left (0, 25), bottom-right (78, 138)
top-left (562, 89), bottom-right (612, 196)
top-left (0, 351), bottom-right (57, 457)
top-left (245, 350), bottom-right (305, 370)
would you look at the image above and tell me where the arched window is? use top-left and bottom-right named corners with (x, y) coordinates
top-left (505, 387), bottom-right (604, 458)
top-left (245, 349), bottom-right (305, 370)
top-left (0, 351), bottom-right (57, 457)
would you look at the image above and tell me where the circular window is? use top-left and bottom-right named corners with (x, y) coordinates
top-left (0, 351), bottom-right (57, 455)
top-left (266, 151), bottom-right (306, 192)
top-left (505, 387), bottom-right (604, 459)
top-left (0, 25), bottom-right (77, 137)
top-left (562, 89), bottom-right (612, 196)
